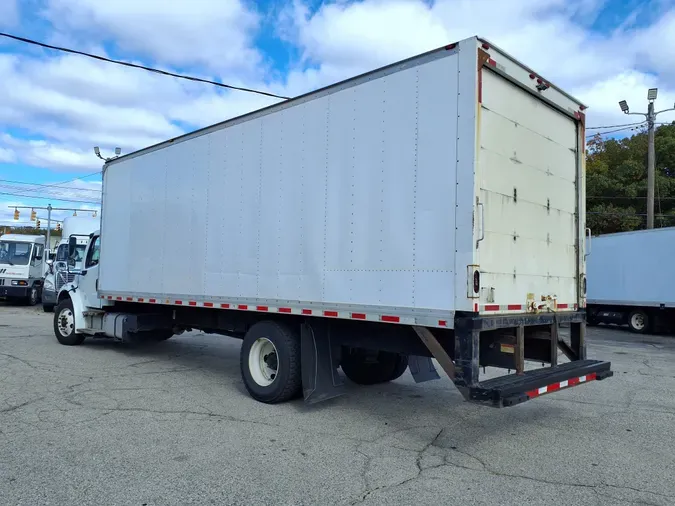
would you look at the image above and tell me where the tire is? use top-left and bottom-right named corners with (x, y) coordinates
top-left (586, 311), bottom-right (599, 326)
top-left (25, 286), bottom-right (38, 306)
top-left (240, 321), bottom-right (302, 404)
top-left (628, 309), bottom-right (650, 334)
top-left (53, 298), bottom-right (86, 346)
top-left (43, 304), bottom-right (55, 313)
top-left (341, 349), bottom-right (409, 385)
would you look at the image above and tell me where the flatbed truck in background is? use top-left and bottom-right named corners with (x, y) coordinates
top-left (52, 36), bottom-right (612, 408)
top-left (587, 227), bottom-right (675, 334)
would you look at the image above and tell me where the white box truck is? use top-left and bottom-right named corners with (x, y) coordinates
top-left (0, 234), bottom-right (46, 305)
top-left (52, 36), bottom-right (612, 407)
top-left (587, 227), bottom-right (675, 333)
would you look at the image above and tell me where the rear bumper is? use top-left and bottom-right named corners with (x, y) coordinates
top-left (469, 359), bottom-right (613, 407)
top-left (0, 285), bottom-right (30, 298)
top-left (461, 310), bottom-right (585, 331)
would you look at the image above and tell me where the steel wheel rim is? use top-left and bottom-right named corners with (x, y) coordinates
top-left (248, 337), bottom-right (279, 387)
top-left (631, 313), bottom-right (645, 330)
top-left (58, 308), bottom-right (75, 337)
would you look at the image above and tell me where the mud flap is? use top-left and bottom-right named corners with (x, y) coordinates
top-left (408, 355), bottom-right (440, 383)
top-left (300, 321), bottom-right (346, 404)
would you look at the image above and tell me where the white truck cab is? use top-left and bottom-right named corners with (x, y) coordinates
top-left (0, 234), bottom-right (46, 305)
top-left (42, 216), bottom-right (99, 312)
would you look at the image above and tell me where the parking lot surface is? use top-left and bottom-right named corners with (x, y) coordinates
top-left (2, 303), bottom-right (675, 506)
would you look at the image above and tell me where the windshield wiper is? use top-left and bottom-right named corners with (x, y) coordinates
top-left (6, 260), bottom-right (14, 266)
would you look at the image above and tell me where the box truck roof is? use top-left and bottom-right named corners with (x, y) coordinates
top-left (105, 35), bottom-right (586, 170)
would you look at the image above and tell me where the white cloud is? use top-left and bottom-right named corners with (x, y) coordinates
top-left (42, 0), bottom-right (263, 76)
top-left (0, 147), bottom-right (16, 163)
top-left (0, 134), bottom-right (100, 173)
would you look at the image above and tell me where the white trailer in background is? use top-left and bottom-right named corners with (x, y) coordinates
top-left (52, 36), bottom-right (612, 408)
top-left (587, 227), bottom-right (675, 333)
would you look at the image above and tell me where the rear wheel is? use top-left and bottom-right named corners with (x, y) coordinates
top-left (341, 349), bottom-right (409, 385)
top-left (53, 298), bottom-right (86, 346)
top-left (240, 321), bottom-right (302, 404)
top-left (628, 309), bottom-right (650, 334)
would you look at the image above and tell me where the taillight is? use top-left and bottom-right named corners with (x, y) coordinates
top-left (473, 270), bottom-right (480, 294)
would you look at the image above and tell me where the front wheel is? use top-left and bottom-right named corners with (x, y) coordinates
top-left (53, 299), bottom-right (86, 346)
top-left (240, 321), bottom-right (302, 404)
top-left (628, 309), bottom-right (650, 334)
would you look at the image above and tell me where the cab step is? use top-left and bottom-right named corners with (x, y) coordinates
top-left (468, 359), bottom-right (613, 407)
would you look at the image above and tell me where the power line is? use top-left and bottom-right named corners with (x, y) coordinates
top-left (589, 196), bottom-right (675, 200)
top-left (0, 31), bottom-right (291, 101)
top-left (586, 121), bottom-right (645, 130)
top-left (586, 124), bottom-right (645, 138)
top-left (0, 190), bottom-right (100, 205)
top-left (10, 171), bottom-right (103, 197)
top-left (0, 178), bottom-right (101, 193)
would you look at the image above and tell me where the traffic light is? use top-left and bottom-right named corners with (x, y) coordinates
top-left (30, 208), bottom-right (36, 221)
top-left (36, 219), bottom-right (41, 229)
top-left (13, 208), bottom-right (19, 220)
top-left (56, 223), bottom-right (61, 232)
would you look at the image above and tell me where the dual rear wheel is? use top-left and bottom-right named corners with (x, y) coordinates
top-left (240, 321), bottom-right (409, 404)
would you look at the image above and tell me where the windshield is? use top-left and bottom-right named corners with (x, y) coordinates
top-left (0, 241), bottom-right (33, 266)
top-left (55, 243), bottom-right (86, 267)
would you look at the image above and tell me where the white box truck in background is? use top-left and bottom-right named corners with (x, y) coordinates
top-left (52, 36), bottom-right (612, 408)
top-left (0, 234), bottom-right (46, 305)
top-left (587, 227), bottom-right (675, 333)
top-left (42, 215), bottom-right (100, 312)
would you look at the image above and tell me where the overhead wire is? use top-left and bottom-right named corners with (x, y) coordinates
top-left (586, 123), bottom-right (646, 138)
top-left (0, 178), bottom-right (102, 193)
top-left (0, 32), bottom-right (291, 100)
top-left (586, 121), bottom-right (645, 130)
top-left (0, 190), bottom-right (100, 205)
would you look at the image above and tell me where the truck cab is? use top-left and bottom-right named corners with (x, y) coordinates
top-left (42, 216), bottom-right (100, 312)
top-left (0, 234), bottom-right (46, 305)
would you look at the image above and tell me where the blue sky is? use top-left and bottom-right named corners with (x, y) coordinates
top-left (1, 0), bottom-right (675, 226)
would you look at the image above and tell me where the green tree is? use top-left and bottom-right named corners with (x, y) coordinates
top-left (586, 122), bottom-right (675, 234)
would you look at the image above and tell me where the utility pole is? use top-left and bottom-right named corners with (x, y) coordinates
top-left (619, 89), bottom-right (675, 229)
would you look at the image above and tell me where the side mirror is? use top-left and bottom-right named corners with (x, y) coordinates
top-left (46, 259), bottom-right (54, 266)
top-left (35, 255), bottom-right (42, 261)
top-left (68, 236), bottom-right (77, 258)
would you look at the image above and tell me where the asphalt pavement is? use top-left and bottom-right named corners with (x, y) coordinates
top-left (1, 302), bottom-right (674, 506)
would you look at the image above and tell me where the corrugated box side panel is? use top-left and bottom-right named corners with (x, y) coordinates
top-left (99, 51), bottom-right (462, 313)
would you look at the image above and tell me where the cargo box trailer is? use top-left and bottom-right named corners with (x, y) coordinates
top-left (52, 36), bottom-right (612, 408)
top-left (587, 227), bottom-right (675, 333)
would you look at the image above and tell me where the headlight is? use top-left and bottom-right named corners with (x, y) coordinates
top-left (43, 277), bottom-right (54, 290)
top-left (11, 280), bottom-right (28, 286)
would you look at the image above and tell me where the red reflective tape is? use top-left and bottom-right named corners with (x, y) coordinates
top-left (381, 315), bottom-right (400, 323)
top-left (149, 298), bottom-right (157, 303)
top-left (188, 301), bottom-right (197, 306)
top-left (487, 58), bottom-right (496, 67)
top-left (175, 300), bottom-right (183, 305)
top-left (507, 304), bottom-right (522, 310)
top-left (474, 303), bottom-right (478, 312)
top-left (278, 307), bottom-right (292, 313)
top-left (324, 310), bottom-right (338, 317)
top-left (221, 303), bottom-right (230, 309)
top-left (478, 68), bottom-right (483, 103)
top-left (238, 304), bottom-right (248, 310)
top-left (203, 302), bottom-right (214, 307)
top-left (257, 305), bottom-right (269, 311)
top-left (587, 372), bottom-right (597, 381)
top-left (557, 303), bottom-right (568, 309)
top-left (438, 320), bottom-right (447, 327)
top-left (568, 376), bottom-right (580, 386)
top-left (302, 309), bottom-right (312, 315)
top-left (547, 382), bottom-right (561, 392)
top-left (526, 389), bottom-right (540, 398)
top-left (351, 313), bottom-right (366, 320)
top-left (485, 304), bottom-right (500, 311)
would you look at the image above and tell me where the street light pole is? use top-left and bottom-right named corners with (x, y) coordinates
top-left (618, 89), bottom-right (675, 229)
top-left (46, 204), bottom-right (52, 251)
top-left (647, 102), bottom-right (656, 229)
